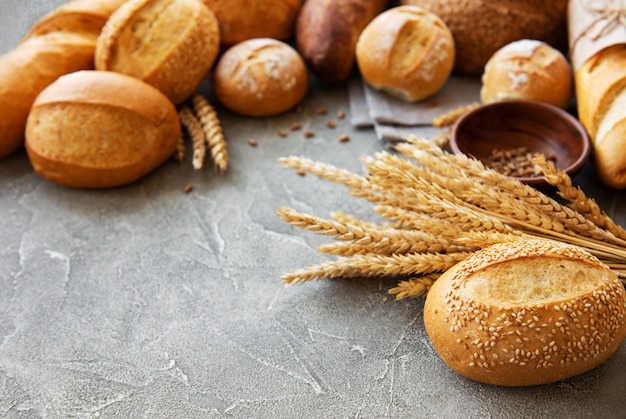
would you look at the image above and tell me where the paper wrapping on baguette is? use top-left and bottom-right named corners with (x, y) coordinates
top-left (568, 0), bottom-right (626, 71)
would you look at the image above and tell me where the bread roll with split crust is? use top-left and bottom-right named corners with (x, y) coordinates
top-left (212, 38), bottom-right (308, 117)
top-left (25, 71), bottom-right (181, 189)
top-left (424, 239), bottom-right (626, 386)
top-left (96, 0), bottom-right (220, 105)
top-left (355, 5), bottom-right (455, 103)
top-left (481, 39), bottom-right (573, 109)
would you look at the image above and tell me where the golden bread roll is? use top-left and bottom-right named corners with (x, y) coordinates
top-left (400, 0), bottom-right (568, 75)
top-left (212, 38), bottom-right (308, 117)
top-left (0, 0), bottom-right (125, 159)
top-left (295, 0), bottom-right (389, 84)
top-left (481, 39), bottom-right (573, 109)
top-left (575, 44), bottom-right (626, 189)
top-left (96, 0), bottom-right (220, 105)
top-left (424, 240), bottom-right (626, 386)
top-left (202, 0), bottom-right (301, 47)
top-left (25, 71), bottom-right (181, 189)
top-left (355, 5), bottom-right (455, 102)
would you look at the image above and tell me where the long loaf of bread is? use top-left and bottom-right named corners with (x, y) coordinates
top-left (0, 0), bottom-right (126, 159)
top-left (295, 0), bottom-right (389, 84)
top-left (575, 44), bottom-right (626, 189)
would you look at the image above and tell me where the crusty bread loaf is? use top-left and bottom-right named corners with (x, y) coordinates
top-left (575, 44), bottom-right (626, 189)
top-left (25, 71), bottom-right (180, 189)
top-left (424, 239), bottom-right (626, 386)
top-left (295, 0), bottom-right (389, 84)
top-left (400, 0), bottom-right (568, 75)
top-left (96, 0), bottom-right (220, 105)
top-left (212, 38), bottom-right (309, 117)
top-left (355, 5), bottom-right (455, 103)
top-left (481, 39), bottom-right (573, 109)
top-left (202, 0), bottom-right (301, 47)
top-left (0, 0), bottom-right (125, 159)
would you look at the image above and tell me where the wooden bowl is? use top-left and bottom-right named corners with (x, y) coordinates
top-left (450, 100), bottom-right (591, 188)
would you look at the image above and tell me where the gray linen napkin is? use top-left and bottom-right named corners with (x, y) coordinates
top-left (348, 75), bottom-right (482, 141)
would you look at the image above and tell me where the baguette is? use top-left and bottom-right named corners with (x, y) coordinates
top-left (0, 0), bottom-right (126, 159)
top-left (424, 240), bottom-right (626, 386)
top-left (295, 0), bottom-right (389, 84)
top-left (575, 44), bottom-right (626, 189)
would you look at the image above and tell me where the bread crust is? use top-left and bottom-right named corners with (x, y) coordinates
top-left (202, 0), bottom-right (301, 47)
top-left (295, 0), bottom-right (389, 84)
top-left (25, 71), bottom-right (180, 188)
top-left (400, 0), bottom-right (568, 75)
top-left (355, 5), bottom-right (455, 102)
top-left (212, 38), bottom-right (308, 117)
top-left (424, 240), bottom-right (626, 386)
top-left (96, 0), bottom-right (220, 105)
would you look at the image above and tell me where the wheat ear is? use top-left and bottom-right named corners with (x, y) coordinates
top-left (192, 94), bottom-right (228, 172)
top-left (179, 106), bottom-right (206, 170)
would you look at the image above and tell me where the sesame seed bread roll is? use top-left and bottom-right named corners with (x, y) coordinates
top-left (355, 6), bottom-right (454, 103)
top-left (575, 44), bottom-right (626, 189)
top-left (400, 0), bottom-right (568, 75)
top-left (25, 71), bottom-right (181, 189)
top-left (481, 40), bottom-right (573, 109)
top-left (424, 240), bottom-right (626, 387)
top-left (202, 0), bottom-right (301, 47)
top-left (212, 38), bottom-right (308, 117)
top-left (95, 0), bottom-right (220, 105)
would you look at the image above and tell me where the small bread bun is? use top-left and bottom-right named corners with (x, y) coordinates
top-left (203, 0), bottom-right (301, 47)
top-left (212, 38), bottom-right (308, 117)
top-left (481, 40), bottom-right (573, 109)
top-left (25, 71), bottom-right (180, 189)
top-left (95, 0), bottom-right (220, 105)
top-left (424, 240), bottom-right (626, 387)
top-left (400, 0), bottom-right (568, 75)
top-left (355, 5), bottom-right (455, 103)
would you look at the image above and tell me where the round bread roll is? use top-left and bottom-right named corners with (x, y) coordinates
top-left (424, 240), bottom-right (626, 386)
top-left (480, 40), bottom-right (573, 109)
top-left (95, 0), bottom-right (220, 105)
top-left (25, 71), bottom-right (180, 189)
top-left (203, 0), bottom-right (301, 47)
top-left (212, 38), bottom-right (308, 117)
top-left (400, 0), bottom-right (568, 75)
top-left (355, 6), bottom-right (455, 103)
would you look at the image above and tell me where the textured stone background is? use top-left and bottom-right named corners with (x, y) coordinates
top-left (1, 1), bottom-right (625, 418)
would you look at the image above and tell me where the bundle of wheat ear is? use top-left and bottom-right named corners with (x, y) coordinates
top-left (277, 135), bottom-right (626, 300)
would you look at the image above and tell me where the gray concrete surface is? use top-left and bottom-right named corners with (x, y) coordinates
top-left (1, 2), bottom-right (625, 418)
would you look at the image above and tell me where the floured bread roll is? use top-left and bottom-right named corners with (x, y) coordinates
top-left (355, 5), bottom-right (455, 102)
top-left (95, 0), bottom-right (220, 105)
top-left (481, 39), bottom-right (573, 109)
top-left (203, 0), bottom-right (301, 47)
top-left (212, 38), bottom-right (308, 117)
top-left (424, 239), bottom-right (626, 386)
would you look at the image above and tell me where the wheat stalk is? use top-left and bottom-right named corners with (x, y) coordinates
top-left (179, 105), bottom-right (206, 170)
top-left (192, 94), bottom-right (229, 173)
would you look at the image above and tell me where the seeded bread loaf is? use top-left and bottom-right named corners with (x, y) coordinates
top-left (96, 0), bottom-right (220, 105)
top-left (424, 240), bottom-right (626, 386)
top-left (400, 0), bottom-right (568, 75)
top-left (25, 71), bottom-right (181, 188)
top-left (295, 0), bottom-right (389, 84)
top-left (355, 5), bottom-right (455, 102)
top-left (0, 0), bottom-right (125, 159)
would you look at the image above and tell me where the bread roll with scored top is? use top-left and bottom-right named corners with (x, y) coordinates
top-left (424, 240), bottom-right (626, 386)
top-left (575, 44), bottom-right (626, 189)
top-left (25, 71), bottom-right (180, 189)
top-left (96, 0), bottom-right (220, 105)
top-left (481, 39), bottom-right (573, 109)
top-left (202, 0), bottom-right (301, 47)
top-left (0, 0), bottom-right (126, 159)
top-left (400, 0), bottom-right (568, 75)
top-left (355, 5), bottom-right (455, 102)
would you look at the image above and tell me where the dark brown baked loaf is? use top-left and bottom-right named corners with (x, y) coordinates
top-left (295, 0), bottom-right (389, 84)
top-left (401, 0), bottom-right (568, 75)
